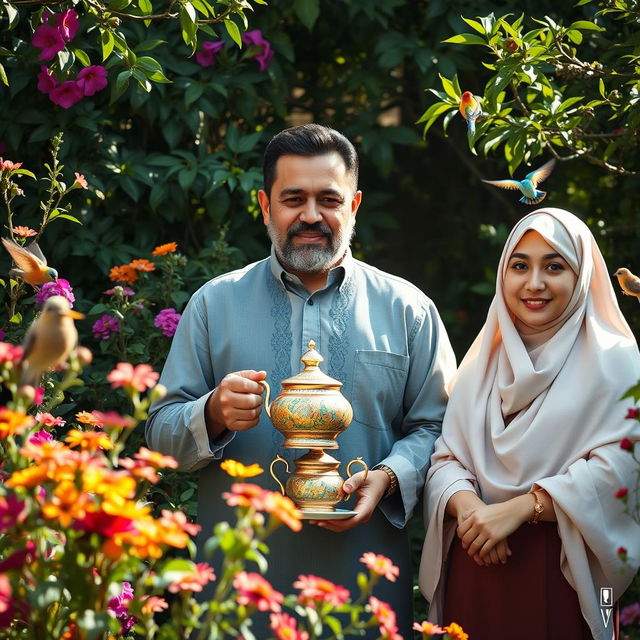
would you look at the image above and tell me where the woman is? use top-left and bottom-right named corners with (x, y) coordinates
top-left (419, 208), bottom-right (640, 639)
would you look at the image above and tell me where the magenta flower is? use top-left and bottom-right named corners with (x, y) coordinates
top-left (195, 40), bottom-right (225, 67)
top-left (29, 429), bottom-right (55, 445)
top-left (621, 602), bottom-right (640, 626)
top-left (31, 23), bottom-right (66, 61)
top-left (242, 29), bottom-right (274, 72)
top-left (37, 66), bottom-right (58, 94)
top-left (35, 278), bottom-right (75, 308)
top-left (104, 286), bottom-right (135, 297)
top-left (49, 81), bottom-right (84, 109)
top-left (77, 65), bottom-right (108, 96)
top-left (154, 307), bottom-right (181, 337)
top-left (92, 314), bottom-right (120, 340)
top-left (55, 9), bottom-right (79, 41)
top-left (0, 493), bottom-right (27, 532)
top-left (108, 582), bottom-right (135, 635)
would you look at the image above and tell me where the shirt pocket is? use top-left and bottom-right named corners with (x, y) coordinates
top-left (352, 350), bottom-right (410, 430)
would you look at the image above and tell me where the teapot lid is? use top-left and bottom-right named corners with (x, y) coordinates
top-left (281, 340), bottom-right (342, 388)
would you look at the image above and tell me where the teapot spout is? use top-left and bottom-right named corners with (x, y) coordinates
top-left (269, 455), bottom-right (288, 495)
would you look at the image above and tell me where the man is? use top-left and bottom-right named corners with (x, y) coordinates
top-left (146, 124), bottom-right (455, 637)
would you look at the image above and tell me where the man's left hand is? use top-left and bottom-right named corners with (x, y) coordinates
top-left (309, 469), bottom-right (390, 532)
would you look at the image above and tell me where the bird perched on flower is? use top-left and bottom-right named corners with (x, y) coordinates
top-left (20, 295), bottom-right (84, 386)
top-left (481, 158), bottom-right (557, 205)
top-left (613, 268), bottom-right (640, 303)
top-left (459, 91), bottom-right (482, 135)
top-left (2, 237), bottom-right (58, 286)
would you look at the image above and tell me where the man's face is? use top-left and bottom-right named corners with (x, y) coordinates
top-left (258, 152), bottom-right (361, 275)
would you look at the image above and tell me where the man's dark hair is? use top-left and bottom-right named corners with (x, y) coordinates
top-left (263, 124), bottom-right (359, 196)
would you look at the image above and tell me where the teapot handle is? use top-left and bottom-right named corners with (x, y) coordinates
top-left (259, 380), bottom-right (271, 418)
top-left (345, 457), bottom-right (368, 483)
top-left (269, 455), bottom-right (289, 495)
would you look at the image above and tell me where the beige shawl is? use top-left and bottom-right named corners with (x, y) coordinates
top-left (419, 208), bottom-right (640, 639)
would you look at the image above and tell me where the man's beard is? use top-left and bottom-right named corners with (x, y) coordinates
top-left (268, 220), bottom-right (354, 274)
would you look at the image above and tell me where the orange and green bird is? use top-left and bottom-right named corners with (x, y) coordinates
top-left (613, 268), bottom-right (640, 303)
top-left (459, 91), bottom-right (482, 135)
top-left (2, 237), bottom-right (58, 286)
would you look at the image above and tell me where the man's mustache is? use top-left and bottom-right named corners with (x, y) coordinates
top-left (287, 222), bottom-right (332, 241)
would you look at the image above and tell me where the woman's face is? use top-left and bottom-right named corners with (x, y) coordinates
top-left (504, 230), bottom-right (577, 334)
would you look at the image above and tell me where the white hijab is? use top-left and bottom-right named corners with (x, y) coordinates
top-left (419, 208), bottom-right (640, 639)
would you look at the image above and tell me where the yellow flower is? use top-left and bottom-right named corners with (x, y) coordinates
top-left (65, 429), bottom-right (113, 451)
top-left (6, 464), bottom-right (49, 488)
top-left (151, 242), bottom-right (177, 256)
top-left (220, 459), bottom-right (263, 478)
top-left (76, 411), bottom-right (104, 427)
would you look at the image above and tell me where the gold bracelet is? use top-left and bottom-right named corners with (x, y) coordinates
top-left (374, 464), bottom-right (398, 499)
top-left (529, 491), bottom-right (544, 524)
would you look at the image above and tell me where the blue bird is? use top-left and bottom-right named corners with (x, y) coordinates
top-left (482, 158), bottom-right (557, 205)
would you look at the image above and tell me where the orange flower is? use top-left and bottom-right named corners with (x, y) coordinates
top-left (76, 411), bottom-right (103, 427)
top-left (109, 264), bottom-right (138, 283)
top-left (0, 409), bottom-right (35, 439)
top-left (13, 226), bottom-right (37, 238)
top-left (443, 623), bottom-right (468, 640)
top-left (20, 439), bottom-right (72, 466)
top-left (134, 447), bottom-right (178, 469)
top-left (293, 575), bottom-right (350, 607)
top-left (263, 491), bottom-right (303, 532)
top-left (140, 595), bottom-right (168, 615)
top-left (234, 572), bottom-right (283, 612)
top-left (360, 552), bottom-right (399, 582)
top-left (158, 509), bottom-right (201, 538)
top-left (368, 596), bottom-right (398, 636)
top-left (167, 562), bottom-right (215, 593)
top-left (129, 258), bottom-right (155, 272)
top-left (220, 459), bottom-right (263, 478)
top-left (413, 621), bottom-right (445, 637)
top-left (6, 464), bottom-right (48, 488)
top-left (41, 481), bottom-right (90, 527)
top-left (152, 242), bottom-right (177, 256)
top-left (65, 429), bottom-right (113, 451)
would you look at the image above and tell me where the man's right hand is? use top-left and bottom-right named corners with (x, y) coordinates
top-left (205, 370), bottom-right (267, 438)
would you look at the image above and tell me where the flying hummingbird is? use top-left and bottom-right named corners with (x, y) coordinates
top-left (482, 158), bottom-right (557, 205)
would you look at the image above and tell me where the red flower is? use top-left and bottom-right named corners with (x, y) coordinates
top-left (620, 438), bottom-right (634, 451)
top-left (360, 552), bottom-right (400, 582)
top-left (74, 509), bottom-right (135, 537)
top-left (234, 572), bottom-right (283, 612)
top-left (270, 613), bottom-right (309, 640)
top-left (616, 488), bottom-right (628, 499)
top-left (618, 547), bottom-right (628, 561)
top-left (293, 575), bottom-right (350, 607)
top-left (625, 408), bottom-right (640, 420)
top-left (0, 541), bottom-right (35, 572)
top-left (107, 362), bottom-right (159, 392)
top-left (0, 493), bottom-right (27, 532)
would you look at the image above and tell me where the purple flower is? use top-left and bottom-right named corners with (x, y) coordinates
top-left (55, 9), bottom-right (79, 41)
top-left (621, 602), bottom-right (640, 626)
top-left (37, 66), bottom-right (58, 94)
top-left (49, 81), bottom-right (84, 109)
top-left (92, 314), bottom-right (120, 340)
top-left (104, 286), bottom-right (135, 297)
top-left (0, 330), bottom-right (5, 341)
top-left (29, 429), bottom-right (54, 445)
top-left (32, 23), bottom-right (66, 61)
top-left (108, 582), bottom-right (135, 635)
top-left (195, 40), bottom-right (225, 67)
top-left (77, 65), bottom-right (108, 96)
top-left (35, 278), bottom-right (75, 308)
top-left (154, 307), bottom-right (181, 337)
top-left (241, 29), bottom-right (274, 72)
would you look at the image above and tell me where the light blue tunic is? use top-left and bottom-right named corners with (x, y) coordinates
top-left (146, 248), bottom-right (456, 637)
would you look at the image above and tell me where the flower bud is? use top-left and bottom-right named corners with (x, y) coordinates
top-left (150, 383), bottom-right (167, 403)
top-left (502, 38), bottom-right (519, 53)
top-left (76, 346), bottom-right (93, 366)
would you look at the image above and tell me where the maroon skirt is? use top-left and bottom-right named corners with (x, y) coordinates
top-left (443, 522), bottom-right (598, 640)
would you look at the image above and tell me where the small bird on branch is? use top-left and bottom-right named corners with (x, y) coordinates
top-left (613, 267), bottom-right (640, 303)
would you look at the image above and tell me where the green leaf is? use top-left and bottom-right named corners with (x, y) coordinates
top-left (11, 168), bottom-right (36, 179)
top-left (10, 312), bottom-right (22, 324)
top-left (135, 39), bottom-right (167, 52)
top-left (3, 2), bottom-right (19, 29)
top-left (136, 55), bottom-right (163, 73)
top-left (416, 101), bottom-right (454, 125)
top-left (180, 3), bottom-right (197, 50)
top-left (100, 30), bottom-right (115, 61)
top-left (570, 20), bottom-right (604, 31)
top-left (110, 70), bottom-right (132, 103)
top-left (138, 0), bottom-right (152, 14)
top-left (224, 18), bottom-right (242, 47)
top-left (442, 33), bottom-right (486, 46)
top-left (598, 78), bottom-right (606, 98)
top-left (556, 96), bottom-right (583, 113)
top-left (567, 30), bottom-right (583, 45)
top-left (74, 48), bottom-right (91, 67)
top-left (54, 213), bottom-right (82, 224)
top-left (462, 17), bottom-right (486, 34)
top-left (439, 74), bottom-right (459, 100)
top-left (294, 0), bottom-right (320, 30)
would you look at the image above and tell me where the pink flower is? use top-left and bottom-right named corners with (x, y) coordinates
top-left (32, 23), bottom-right (66, 60)
top-left (90, 411), bottom-right (135, 429)
top-left (368, 596), bottom-right (399, 637)
top-left (49, 81), bottom-right (84, 109)
top-left (293, 575), bottom-right (350, 607)
top-left (0, 541), bottom-right (35, 572)
top-left (167, 562), bottom-right (216, 593)
top-left (621, 602), bottom-right (640, 626)
top-left (413, 621), bottom-right (445, 636)
top-left (234, 572), bottom-right (283, 612)
top-left (107, 363), bottom-right (159, 392)
top-left (0, 342), bottom-right (23, 363)
top-left (360, 552), bottom-right (400, 582)
top-left (29, 429), bottom-right (55, 445)
top-left (35, 278), bottom-right (75, 308)
top-left (55, 9), bottom-right (79, 41)
top-left (195, 40), bottom-right (224, 67)
top-left (242, 29), bottom-right (274, 72)
top-left (108, 582), bottom-right (135, 635)
top-left (73, 172), bottom-right (88, 189)
top-left (270, 613), bottom-right (309, 640)
top-left (34, 386), bottom-right (45, 405)
top-left (77, 65), bottom-right (108, 96)
top-left (154, 308), bottom-right (181, 337)
top-left (0, 493), bottom-right (27, 532)
top-left (35, 412), bottom-right (65, 427)
top-left (37, 66), bottom-right (58, 94)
